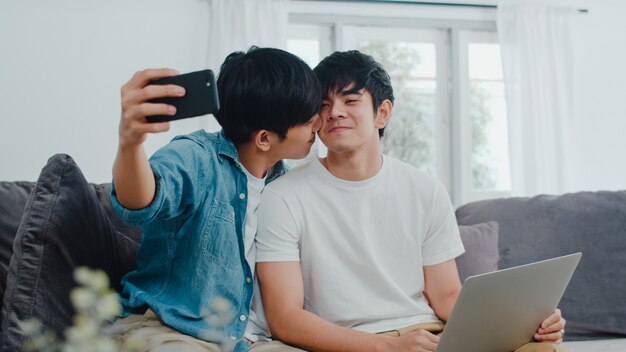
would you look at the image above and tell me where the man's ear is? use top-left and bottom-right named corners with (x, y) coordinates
top-left (252, 129), bottom-right (273, 152)
top-left (375, 99), bottom-right (393, 129)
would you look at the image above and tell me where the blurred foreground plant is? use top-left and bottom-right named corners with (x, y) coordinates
top-left (21, 267), bottom-right (236, 351)
top-left (20, 267), bottom-right (143, 352)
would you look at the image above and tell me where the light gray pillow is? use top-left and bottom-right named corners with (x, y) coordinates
top-left (455, 221), bottom-right (499, 283)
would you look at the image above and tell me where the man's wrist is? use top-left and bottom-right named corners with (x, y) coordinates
top-left (118, 139), bottom-right (143, 152)
top-left (372, 334), bottom-right (394, 352)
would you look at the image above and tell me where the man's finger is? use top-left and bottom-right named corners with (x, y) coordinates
top-left (125, 68), bottom-right (179, 90)
top-left (125, 103), bottom-right (176, 122)
top-left (134, 120), bottom-right (171, 134)
top-left (541, 309), bottom-right (561, 329)
top-left (534, 329), bottom-right (563, 342)
top-left (139, 84), bottom-right (186, 102)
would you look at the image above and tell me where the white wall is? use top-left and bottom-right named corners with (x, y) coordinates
top-left (568, 0), bottom-right (626, 192)
top-left (0, 0), bottom-right (211, 183)
top-left (1, 0), bottom-right (626, 192)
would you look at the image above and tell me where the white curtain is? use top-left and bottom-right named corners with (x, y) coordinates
top-left (497, 0), bottom-right (575, 196)
top-left (203, 0), bottom-right (288, 131)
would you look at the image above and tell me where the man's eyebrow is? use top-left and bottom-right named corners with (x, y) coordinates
top-left (340, 87), bottom-right (363, 96)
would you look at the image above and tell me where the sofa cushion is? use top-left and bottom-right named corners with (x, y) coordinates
top-left (562, 338), bottom-right (626, 352)
top-left (0, 154), bottom-right (140, 350)
top-left (0, 182), bottom-right (35, 304)
top-left (456, 191), bottom-right (626, 341)
top-left (0, 180), bottom-right (139, 317)
top-left (456, 221), bottom-right (499, 282)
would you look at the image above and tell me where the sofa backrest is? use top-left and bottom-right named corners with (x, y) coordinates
top-left (0, 181), bottom-right (35, 303)
top-left (456, 191), bottom-right (626, 341)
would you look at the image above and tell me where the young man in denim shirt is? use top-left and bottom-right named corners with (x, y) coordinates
top-left (108, 47), bottom-right (322, 352)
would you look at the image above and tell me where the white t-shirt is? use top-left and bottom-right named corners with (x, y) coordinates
top-left (241, 168), bottom-right (271, 342)
top-left (252, 155), bottom-right (464, 336)
top-left (242, 167), bottom-right (266, 275)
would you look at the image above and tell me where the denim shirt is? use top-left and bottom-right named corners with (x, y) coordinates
top-left (111, 130), bottom-right (285, 352)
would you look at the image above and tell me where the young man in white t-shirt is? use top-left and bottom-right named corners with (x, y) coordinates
top-left (249, 50), bottom-right (567, 352)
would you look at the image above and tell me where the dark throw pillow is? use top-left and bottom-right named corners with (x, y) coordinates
top-left (0, 154), bottom-right (140, 351)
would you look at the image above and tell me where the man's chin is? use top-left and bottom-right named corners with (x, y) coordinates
top-left (290, 148), bottom-right (312, 160)
top-left (322, 142), bottom-right (348, 153)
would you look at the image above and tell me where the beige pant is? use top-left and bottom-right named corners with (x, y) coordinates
top-left (108, 309), bottom-right (222, 352)
top-left (378, 322), bottom-right (569, 352)
top-left (108, 309), bottom-right (302, 352)
top-left (109, 312), bottom-right (566, 352)
top-left (247, 340), bottom-right (306, 352)
top-left (247, 321), bottom-right (569, 352)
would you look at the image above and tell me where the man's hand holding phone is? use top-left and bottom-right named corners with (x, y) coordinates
top-left (119, 68), bottom-right (183, 149)
top-left (119, 68), bottom-right (220, 149)
top-left (114, 68), bottom-right (219, 209)
top-left (114, 68), bottom-right (183, 210)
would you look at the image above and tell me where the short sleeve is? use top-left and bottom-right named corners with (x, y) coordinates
top-left (255, 188), bottom-right (301, 263)
top-left (421, 181), bottom-right (465, 266)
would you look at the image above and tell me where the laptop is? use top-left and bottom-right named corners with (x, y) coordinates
top-left (436, 252), bottom-right (582, 352)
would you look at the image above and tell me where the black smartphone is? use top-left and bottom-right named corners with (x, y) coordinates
top-left (146, 69), bottom-right (219, 123)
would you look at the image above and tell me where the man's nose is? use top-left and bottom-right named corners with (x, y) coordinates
top-left (328, 103), bottom-right (345, 120)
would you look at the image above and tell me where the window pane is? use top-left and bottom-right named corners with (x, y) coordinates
top-left (287, 39), bottom-right (321, 68)
top-left (469, 44), bottom-right (503, 80)
top-left (469, 44), bottom-right (510, 191)
top-left (356, 41), bottom-right (438, 176)
top-left (286, 24), bottom-right (330, 166)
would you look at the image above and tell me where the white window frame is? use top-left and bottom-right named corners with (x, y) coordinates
top-left (287, 2), bottom-right (499, 205)
top-left (458, 30), bottom-right (511, 203)
top-left (341, 26), bottom-right (451, 189)
top-left (287, 23), bottom-right (334, 66)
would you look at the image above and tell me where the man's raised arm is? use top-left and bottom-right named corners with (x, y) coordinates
top-left (113, 68), bottom-right (182, 209)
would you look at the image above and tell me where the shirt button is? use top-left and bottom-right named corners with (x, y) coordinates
top-left (230, 336), bottom-right (236, 340)
top-left (239, 193), bottom-right (246, 200)
top-left (239, 314), bottom-right (247, 321)
top-left (246, 277), bottom-right (251, 284)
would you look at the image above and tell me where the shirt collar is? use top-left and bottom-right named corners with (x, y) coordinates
top-left (215, 130), bottom-right (287, 184)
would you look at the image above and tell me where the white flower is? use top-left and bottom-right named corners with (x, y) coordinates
top-left (211, 297), bottom-right (232, 313)
top-left (96, 293), bottom-right (121, 320)
top-left (23, 267), bottom-right (234, 352)
top-left (73, 267), bottom-right (92, 286)
top-left (70, 288), bottom-right (97, 311)
top-left (89, 271), bottom-right (110, 293)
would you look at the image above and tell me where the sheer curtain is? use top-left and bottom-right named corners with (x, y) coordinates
top-left (203, 0), bottom-right (288, 131)
top-left (497, 0), bottom-right (576, 196)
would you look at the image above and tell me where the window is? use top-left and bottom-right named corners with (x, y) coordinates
top-left (343, 26), bottom-right (448, 183)
top-left (287, 24), bottom-right (332, 68)
top-left (287, 9), bottom-right (510, 204)
top-left (459, 31), bottom-right (511, 202)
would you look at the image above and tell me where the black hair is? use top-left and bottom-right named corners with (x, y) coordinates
top-left (314, 50), bottom-right (394, 137)
top-left (214, 46), bottom-right (322, 145)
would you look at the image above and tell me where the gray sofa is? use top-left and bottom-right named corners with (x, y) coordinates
top-left (1, 154), bottom-right (625, 351)
top-left (456, 191), bottom-right (626, 351)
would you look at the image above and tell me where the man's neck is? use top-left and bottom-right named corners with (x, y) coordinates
top-left (321, 145), bottom-right (383, 181)
top-left (236, 143), bottom-right (276, 179)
